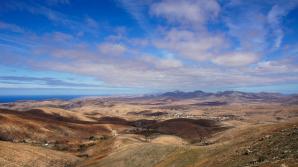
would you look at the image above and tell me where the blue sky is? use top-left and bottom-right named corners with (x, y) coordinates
top-left (0, 0), bottom-right (298, 95)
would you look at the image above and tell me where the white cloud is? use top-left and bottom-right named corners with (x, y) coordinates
top-left (212, 52), bottom-right (259, 67)
top-left (255, 59), bottom-right (298, 74)
top-left (154, 29), bottom-right (225, 61)
top-left (225, 10), bottom-right (268, 51)
top-left (268, 5), bottom-right (287, 48)
top-left (37, 58), bottom-right (298, 90)
top-left (117, 0), bottom-right (151, 32)
top-left (97, 43), bottom-right (127, 56)
top-left (158, 58), bottom-right (183, 69)
top-left (256, 61), bottom-right (288, 73)
top-left (267, 2), bottom-right (298, 48)
top-left (142, 55), bottom-right (183, 69)
top-left (150, 0), bottom-right (220, 26)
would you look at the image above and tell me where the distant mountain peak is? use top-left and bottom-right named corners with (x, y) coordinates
top-left (155, 90), bottom-right (287, 102)
top-left (160, 90), bottom-right (211, 99)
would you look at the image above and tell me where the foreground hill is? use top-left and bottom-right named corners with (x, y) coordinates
top-left (77, 121), bottom-right (298, 167)
top-left (0, 141), bottom-right (80, 167)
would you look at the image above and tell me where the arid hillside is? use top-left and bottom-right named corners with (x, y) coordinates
top-left (0, 91), bottom-right (297, 167)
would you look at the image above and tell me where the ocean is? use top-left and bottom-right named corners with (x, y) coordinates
top-left (0, 95), bottom-right (87, 103)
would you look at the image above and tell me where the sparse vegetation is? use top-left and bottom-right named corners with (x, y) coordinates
top-left (0, 92), bottom-right (297, 167)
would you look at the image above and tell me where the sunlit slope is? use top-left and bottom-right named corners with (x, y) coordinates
top-left (0, 141), bottom-right (80, 167)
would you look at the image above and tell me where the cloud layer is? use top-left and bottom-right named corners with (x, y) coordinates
top-left (0, 0), bottom-right (298, 93)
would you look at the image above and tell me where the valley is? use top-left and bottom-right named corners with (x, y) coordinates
top-left (0, 91), bottom-right (297, 167)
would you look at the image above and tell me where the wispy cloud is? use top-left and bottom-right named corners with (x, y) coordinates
top-left (0, 76), bottom-right (100, 88)
top-left (1, 1), bottom-right (101, 36)
top-left (116, 0), bottom-right (152, 33)
top-left (46, 0), bottom-right (70, 6)
top-left (267, 1), bottom-right (298, 48)
top-left (0, 21), bottom-right (25, 33)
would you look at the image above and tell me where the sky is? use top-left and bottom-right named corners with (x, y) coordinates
top-left (0, 0), bottom-right (298, 95)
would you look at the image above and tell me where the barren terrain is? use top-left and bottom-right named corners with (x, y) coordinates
top-left (0, 91), bottom-right (297, 167)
